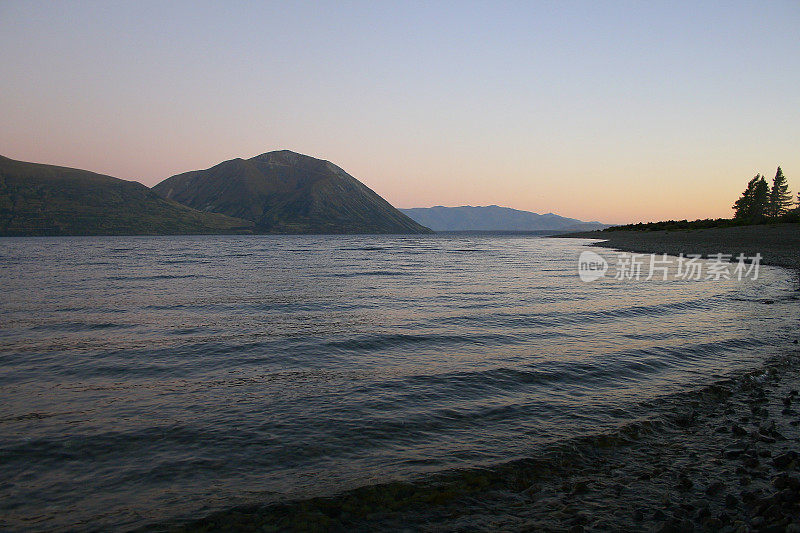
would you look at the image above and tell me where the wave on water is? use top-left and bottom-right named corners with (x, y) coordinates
top-left (145, 349), bottom-right (800, 532)
top-left (0, 234), bottom-right (796, 531)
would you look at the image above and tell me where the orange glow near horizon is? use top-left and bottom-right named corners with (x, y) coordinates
top-left (4, 143), bottom-right (792, 226)
top-left (1, 2), bottom-right (798, 226)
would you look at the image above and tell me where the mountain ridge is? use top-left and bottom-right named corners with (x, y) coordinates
top-left (400, 205), bottom-right (607, 232)
top-left (153, 150), bottom-right (431, 234)
top-left (0, 155), bottom-right (254, 236)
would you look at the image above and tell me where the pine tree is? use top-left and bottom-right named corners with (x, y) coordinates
top-left (767, 166), bottom-right (793, 217)
top-left (733, 174), bottom-right (766, 219)
top-left (733, 175), bottom-right (758, 219)
top-left (733, 174), bottom-right (771, 220)
top-left (752, 175), bottom-right (769, 219)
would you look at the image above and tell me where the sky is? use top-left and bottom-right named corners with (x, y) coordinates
top-left (1, 1), bottom-right (798, 224)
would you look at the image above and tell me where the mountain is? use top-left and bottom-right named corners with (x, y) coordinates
top-left (0, 155), bottom-right (254, 236)
top-left (399, 205), bottom-right (607, 232)
top-left (153, 150), bottom-right (431, 234)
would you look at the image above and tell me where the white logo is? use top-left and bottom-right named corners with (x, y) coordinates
top-left (578, 251), bottom-right (608, 282)
top-left (576, 251), bottom-right (761, 282)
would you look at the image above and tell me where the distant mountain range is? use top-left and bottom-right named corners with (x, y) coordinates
top-left (0, 155), bottom-right (253, 236)
top-left (153, 150), bottom-right (430, 234)
top-left (400, 205), bottom-right (607, 232)
top-left (0, 151), bottom-right (602, 237)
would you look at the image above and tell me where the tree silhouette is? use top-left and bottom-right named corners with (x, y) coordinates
top-left (733, 174), bottom-right (769, 220)
top-left (753, 175), bottom-right (770, 219)
top-left (733, 176), bottom-right (757, 219)
top-left (767, 166), bottom-right (793, 217)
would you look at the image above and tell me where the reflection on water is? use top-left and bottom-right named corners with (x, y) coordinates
top-left (0, 234), bottom-right (796, 530)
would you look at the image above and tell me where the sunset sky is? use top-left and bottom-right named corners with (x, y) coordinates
top-left (1, 1), bottom-right (798, 224)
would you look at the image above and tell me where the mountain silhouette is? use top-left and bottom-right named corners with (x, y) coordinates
top-left (154, 150), bottom-right (431, 234)
top-left (400, 205), bottom-right (607, 232)
top-left (0, 155), bottom-right (253, 236)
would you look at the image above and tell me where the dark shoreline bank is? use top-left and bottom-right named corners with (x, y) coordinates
top-left (555, 223), bottom-right (800, 270)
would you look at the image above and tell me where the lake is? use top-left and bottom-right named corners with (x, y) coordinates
top-left (0, 234), bottom-right (797, 530)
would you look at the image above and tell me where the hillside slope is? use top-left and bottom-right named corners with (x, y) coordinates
top-left (0, 156), bottom-right (253, 236)
top-left (153, 150), bottom-right (431, 234)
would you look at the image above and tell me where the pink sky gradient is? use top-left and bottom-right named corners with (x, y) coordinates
top-left (1, 1), bottom-right (798, 225)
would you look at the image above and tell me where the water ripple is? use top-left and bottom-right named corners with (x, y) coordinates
top-left (0, 233), bottom-right (795, 531)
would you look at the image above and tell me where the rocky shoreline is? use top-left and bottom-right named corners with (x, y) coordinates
top-left (557, 224), bottom-right (800, 270)
top-left (154, 347), bottom-right (800, 533)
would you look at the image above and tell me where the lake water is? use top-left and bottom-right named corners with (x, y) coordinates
top-left (0, 234), bottom-right (797, 530)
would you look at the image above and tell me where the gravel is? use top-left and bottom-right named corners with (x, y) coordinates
top-left (559, 223), bottom-right (800, 270)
